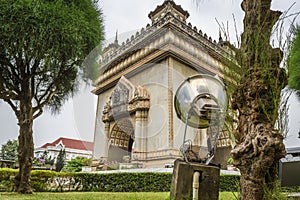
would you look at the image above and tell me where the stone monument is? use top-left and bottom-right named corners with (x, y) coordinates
top-left (92, 0), bottom-right (232, 169)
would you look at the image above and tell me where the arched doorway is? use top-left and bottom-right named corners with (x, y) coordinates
top-left (108, 119), bottom-right (134, 163)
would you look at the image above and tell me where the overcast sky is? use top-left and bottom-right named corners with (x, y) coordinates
top-left (0, 0), bottom-right (299, 148)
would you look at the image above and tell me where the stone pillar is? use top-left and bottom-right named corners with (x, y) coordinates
top-left (168, 57), bottom-right (174, 148)
top-left (92, 121), bottom-right (110, 171)
top-left (102, 122), bottom-right (110, 160)
top-left (133, 110), bottom-right (148, 160)
top-left (134, 110), bottom-right (143, 153)
top-left (130, 86), bottom-right (150, 163)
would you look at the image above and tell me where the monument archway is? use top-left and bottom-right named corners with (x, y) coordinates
top-left (101, 77), bottom-right (150, 163)
top-left (108, 119), bottom-right (134, 162)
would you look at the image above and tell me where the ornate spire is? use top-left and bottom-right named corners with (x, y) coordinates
top-left (114, 30), bottom-right (118, 45)
top-left (148, 0), bottom-right (189, 23)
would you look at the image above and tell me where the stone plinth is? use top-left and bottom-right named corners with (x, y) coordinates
top-left (170, 159), bottom-right (220, 200)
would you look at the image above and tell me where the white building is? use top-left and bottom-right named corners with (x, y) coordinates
top-left (34, 137), bottom-right (94, 161)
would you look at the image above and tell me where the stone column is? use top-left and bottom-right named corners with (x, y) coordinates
top-left (140, 110), bottom-right (148, 159)
top-left (130, 86), bottom-right (150, 164)
top-left (133, 110), bottom-right (148, 160)
top-left (168, 57), bottom-right (174, 148)
top-left (134, 110), bottom-right (143, 154)
top-left (102, 122), bottom-right (110, 161)
top-left (92, 120), bottom-right (110, 171)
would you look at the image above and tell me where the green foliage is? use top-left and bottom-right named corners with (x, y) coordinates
top-left (263, 181), bottom-right (289, 200)
top-left (288, 26), bottom-right (300, 97)
top-left (55, 149), bottom-right (66, 172)
top-left (0, 0), bottom-right (104, 113)
top-left (75, 172), bottom-right (172, 192)
top-left (123, 155), bottom-right (131, 163)
top-left (107, 163), bottom-right (120, 170)
top-left (219, 174), bottom-right (240, 192)
top-left (40, 151), bottom-right (55, 165)
top-left (31, 170), bottom-right (73, 192)
top-left (33, 157), bottom-right (44, 167)
top-left (0, 170), bottom-right (299, 194)
top-left (227, 157), bottom-right (233, 165)
top-left (33, 151), bottom-right (55, 167)
top-left (0, 168), bottom-right (18, 191)
top-left (0, 0), bottom-right (103, 193)
top-left (0, 139), bottom-right (18, 161)
top-left (63, 157), bottom-right (92, 172)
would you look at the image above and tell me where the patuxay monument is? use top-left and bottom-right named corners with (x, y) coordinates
top-left (92, 0), bottom-right (233, 169)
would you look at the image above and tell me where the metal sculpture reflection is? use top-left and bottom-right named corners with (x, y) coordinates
top-left (174, 74), bottom-right (227, 164)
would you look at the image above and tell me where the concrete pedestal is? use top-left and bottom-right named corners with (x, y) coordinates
top-left (170, 159), bottom-right (220, 200)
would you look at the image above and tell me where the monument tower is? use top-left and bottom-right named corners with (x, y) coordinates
top-left (92, 0), bottom-right (232, 169)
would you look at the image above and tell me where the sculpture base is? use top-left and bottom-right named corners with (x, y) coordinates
top-left (170, 159), bottom-right (220, 200)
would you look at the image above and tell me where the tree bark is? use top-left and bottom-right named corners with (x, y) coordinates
top-left (231, 122), bottom-right (285, 200)
top-left (14, 87), bottom-right (34, 194)
top-left (231, 0), bottom-right (287, 199)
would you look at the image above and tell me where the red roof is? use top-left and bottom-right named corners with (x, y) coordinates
top-left (40, 137), bottom-right (93, 151)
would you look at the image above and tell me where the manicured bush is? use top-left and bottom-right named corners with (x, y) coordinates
top-left (75, 172), bottom-right (172, 192)
top-left (31, 170), bottom-right (75, 192)
top-left (0, 168), bottom-right (18, 191)
top-left (0, 168), bottom-right (299, 193)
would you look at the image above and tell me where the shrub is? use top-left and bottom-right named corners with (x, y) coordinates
top-left (75, 172), bottom-right (172, 192)
top-left (31, 170), bottom-right (77, 192)
top-left (0, 168), bottom-right (299, 193)
top-left (0, 168), bottom-right (18, 191)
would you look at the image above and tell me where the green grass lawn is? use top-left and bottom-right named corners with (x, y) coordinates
top-left (0, 192), bottom-right (237, 200)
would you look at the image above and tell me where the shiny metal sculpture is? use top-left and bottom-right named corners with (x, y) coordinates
top-left (174, 74), bottom-right (227, 164)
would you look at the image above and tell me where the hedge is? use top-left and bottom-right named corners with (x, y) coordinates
top-left (75, 172), bottom-right (172, 192)
top-left (0, 168), bottom-right (298, 193)
top-left (0, 168), bottom-right (17, 192)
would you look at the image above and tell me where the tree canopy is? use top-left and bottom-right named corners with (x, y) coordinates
top-left (0, 0), bottom-right (103, 114)
top-left (0, 0), bottom-right (104, 193)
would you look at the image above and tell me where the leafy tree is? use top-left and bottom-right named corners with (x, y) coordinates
top-left (0, 139), bottom-right (18, 161)
top-left (0, 0), bottom-right (103, 193)
top-left (55, 149), bottom-right (66, 172)
top-left (63, 157), bottom-right (92, 172)
top-left (288, 26), bottom-right (300, 99)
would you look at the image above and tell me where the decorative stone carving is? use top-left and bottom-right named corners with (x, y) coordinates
top-left (109, 119), bottom-right (134, 149)
top-left (128, 86), bottom-right (150, 113)
top-left (111, 83), bottom-right (129, 107)
top-left (102, 97), bottom-right (111, 122)
top-left (92, 0), bottom-right (234, 90)
top-left (102, 77), bottom-right (150, 123)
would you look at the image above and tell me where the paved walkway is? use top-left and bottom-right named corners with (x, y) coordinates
top-left (92, 168), bottom-right (241, 175)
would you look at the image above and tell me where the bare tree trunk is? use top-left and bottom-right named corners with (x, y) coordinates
top-left (231, 0), bottom-right (287, 199)
top-left (14, 89), bottom-right (34, 194)
top-left (232, 122), bottom-right (285, 199)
